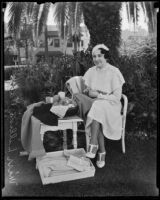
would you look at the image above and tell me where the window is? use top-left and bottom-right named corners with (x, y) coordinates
top-left (39, 40), bottom-right (44, 47)
top-left (54, 39), bottom-right (60, 47)
top-left (48, 37), bottom-right (54, 46)
top-left (67, 41), bottom-right (72, 47)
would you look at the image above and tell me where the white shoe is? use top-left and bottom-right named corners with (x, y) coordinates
top-left (96, 152), bottom-right (106, 168)
top-left (86, 144), bottom-right (98, 158)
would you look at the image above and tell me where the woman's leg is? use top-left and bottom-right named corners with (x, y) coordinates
top-left (98, 125), bottom-right (106, 153)
top-left (90, 120), bottom-right (100, 145)
top-left (96, 125), bottom-right (106, 168)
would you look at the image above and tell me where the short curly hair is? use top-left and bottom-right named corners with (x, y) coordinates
top-left (99, 48), bottom-right (111, 60)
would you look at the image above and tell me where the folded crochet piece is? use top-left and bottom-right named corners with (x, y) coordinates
top-left (50, 104), bottom-right (75, 118)
top-left (67, 155), bottom-right (91, 172)
top-left (63, 149), bottom-right (86, 158)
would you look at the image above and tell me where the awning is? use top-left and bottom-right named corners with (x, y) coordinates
top-left (35, 51), bottom-right (63, 56)
top-left (47, 31), bottom-right (59, 37)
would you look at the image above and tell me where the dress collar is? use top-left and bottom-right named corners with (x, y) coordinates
top-left (96, 63), bottom-right (110, 71)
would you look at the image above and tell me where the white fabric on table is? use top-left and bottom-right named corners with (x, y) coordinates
top-left (50, 104), bottom-right (75, 118)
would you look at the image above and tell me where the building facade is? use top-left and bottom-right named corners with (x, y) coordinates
top-left (4, 22), bottom-right (90, 65)
top-left (33, 25), bottom-right (90, 64)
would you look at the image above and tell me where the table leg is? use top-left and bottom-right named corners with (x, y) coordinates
top-left (72, 122), bottom-right (77, 149)
top-left (40, 124), bottom-right (44, 141)
top-left (63, 130), bottom-right (67, 149)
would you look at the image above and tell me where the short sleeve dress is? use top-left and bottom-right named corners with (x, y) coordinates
top-left (83, 64), bottom-right (125, 140)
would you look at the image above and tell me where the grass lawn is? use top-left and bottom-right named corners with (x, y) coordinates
top-left (2, 91), bottom-right (159, 197)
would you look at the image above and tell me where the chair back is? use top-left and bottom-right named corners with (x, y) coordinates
top-left (65, 76), bottom-right (84, 98)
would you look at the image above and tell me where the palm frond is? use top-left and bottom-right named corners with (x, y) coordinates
top-left (126, 1), bottom-right (157, 34)
top-left (125, 2), bottom-right (131, 23)
top-left (53, 2), bottom-right (69, 39)
top-left (142, 2), bottom-right (156, 33)
top-left (140, 2), bottom-right (146, 20)
top-left (26, 2), bottom-right (36, 23)
top-left (37, 3), bottom-right (51, 36)
top-left (76, 3), bottom-right (83, 28)
top-left (7, 2), bottom-right (26, 37)
top-left (126, 2), bottom-right (139, 26)
top-left (31, 3), bottom-right (40, 44)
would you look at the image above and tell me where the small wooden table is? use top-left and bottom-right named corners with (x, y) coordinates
top-left (40, 116), bottom-right (83, 149)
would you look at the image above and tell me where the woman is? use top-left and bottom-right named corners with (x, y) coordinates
top-left (82, 44), bottom-right (125, 168)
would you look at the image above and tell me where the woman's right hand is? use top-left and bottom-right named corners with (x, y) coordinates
top-left (88, 89), bottom-right (99, 98)
top-left (83, 88), bottom-right (89, 94)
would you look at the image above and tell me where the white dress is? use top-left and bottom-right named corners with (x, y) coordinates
top-left (83, 64), bottom-right (125, 140)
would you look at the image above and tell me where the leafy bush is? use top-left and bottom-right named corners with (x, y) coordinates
top-left (4, 67), bottom-right (20, 80)
top-left (118, 37), bottom-right (157, 137)
top-left (4, 50), bottom-right (16, 66)
top-left (14, 56), bottom-right (73, 106)
top-left (72, 49), bottom-right (93, 76)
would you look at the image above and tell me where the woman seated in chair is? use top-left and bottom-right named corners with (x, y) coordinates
top-left (77, 44), bottom-right (125, 168)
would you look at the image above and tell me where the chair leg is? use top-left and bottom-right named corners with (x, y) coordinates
top-left (63, 130), bottom-right (67, 149)
top-left (121, 130), bottom-right (125, 154)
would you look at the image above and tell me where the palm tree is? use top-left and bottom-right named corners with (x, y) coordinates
top-left (82, 2), bottom-right (157, 61)
top-left (6, 2), bottom-right (157, 66)
top-left (7, 2), bottom-right (82, 65)
top-left (36, 3), bottom-right (51, 63)
top-left (82, 2), bottom-right (122, 60)
top-left (53, 2), bottom-right (83, 75)
top-left (7, 2), bottom-right (51, 64)
top-left (53, 2), bottom-right (83, 54)
top-left (125, 2), bottom-right (157, 37)
top-left (53, 2), bottom-right (157, 66)
top-left (7, 2), bottom-right (36, 64)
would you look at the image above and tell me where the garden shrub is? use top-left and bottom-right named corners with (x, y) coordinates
top-left (4, 50), bottom-right (16, 66)
top-left (4, 67), bottom-right (20, 81)
top-left (118, 37), bottom-right (157, 137)
top-left (14, 56), bottom-right (73, 106)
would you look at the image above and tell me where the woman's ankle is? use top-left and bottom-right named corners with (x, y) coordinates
top-left (90, 139), bottom-right (98, 145)
top-left (98, 149), bottom-right (106, 153)
top-left (86, 143), bottom-right (98, 158)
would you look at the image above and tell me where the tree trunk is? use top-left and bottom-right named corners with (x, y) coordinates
top-left (24, 17), bottom-right (29, 64)
top-left (148, 12), bottom-right (157, 38)
top-left (44, 25), bottom-right (49, 64)
top-left (73, 33), bottom-right (80, 75)
top-left (82, 2), bottom-right (122, 62)
top-left (73, 40), bottom-right (78, 54)
top-left (16, 40), bottom-right (21, 65)
top-left (25, 39), bottom-right (28, 61)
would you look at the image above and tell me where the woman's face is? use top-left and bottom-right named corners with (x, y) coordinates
top-left (92, 49), bottom-right (106, 68)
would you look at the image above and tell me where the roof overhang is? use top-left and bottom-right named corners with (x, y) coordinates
top-left (35, 51), bottom-right (63, 56)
